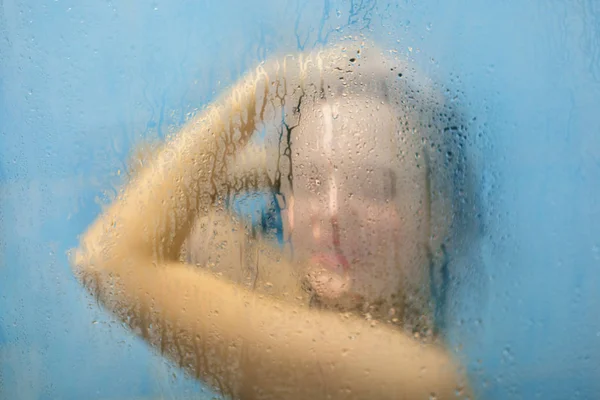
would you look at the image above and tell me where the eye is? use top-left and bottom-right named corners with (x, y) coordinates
top-left (305, 165), bottom-right (324, 194)
top-left (307, 176), bottom-right (322, 193)
top-left (306, 164), bottom-right (325, 194)
top-left (360, 168), bottom-right (396, 202)
top-left (387, 169), bottom-right (397, 198)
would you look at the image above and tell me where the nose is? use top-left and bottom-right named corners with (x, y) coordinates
top-left (310, 209), bottom-right (343, 250)
top-left (309, 172), bottom-right (339, 238)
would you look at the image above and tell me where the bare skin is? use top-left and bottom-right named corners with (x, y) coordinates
top-left (73, 42), bottom-right (472, 399)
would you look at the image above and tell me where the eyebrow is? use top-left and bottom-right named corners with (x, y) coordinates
top-left (306, 162), bottom-right (398, 197)
top-left (350, 164), bottom-right (398, 198)
top-left (388, 168), bottom-right (397, 198)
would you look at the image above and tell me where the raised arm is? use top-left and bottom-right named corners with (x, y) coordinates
top-left (73, 47), bottom-right (472, 399)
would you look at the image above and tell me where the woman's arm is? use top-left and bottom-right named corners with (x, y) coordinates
top-left (73, 49), bottom-right (472, 399)
top-left (74, 254), bottom-right (468, 399)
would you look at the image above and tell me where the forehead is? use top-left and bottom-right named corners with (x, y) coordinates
top-left (293, 97), bottom-right (401, 168)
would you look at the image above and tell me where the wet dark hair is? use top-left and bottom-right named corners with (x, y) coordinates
top-left (425, 102), bottom-right (478, 338)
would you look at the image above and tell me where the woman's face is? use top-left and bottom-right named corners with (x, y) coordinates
top-left (282, 96), bottom-right (431, 311)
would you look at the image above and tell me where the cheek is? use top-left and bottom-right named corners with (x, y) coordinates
top-left (347, 206), bottom-right (430, 298)
top-left (343, 205), bottom-right (403, 254)
top-left (281, 198), bottom-right (427, 268)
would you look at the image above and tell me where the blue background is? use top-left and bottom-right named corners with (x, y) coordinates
top-left (1, 1), bottom-right (599, 399)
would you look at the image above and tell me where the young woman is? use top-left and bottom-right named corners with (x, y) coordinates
top-left (73, 41), bottom-right (475, 399)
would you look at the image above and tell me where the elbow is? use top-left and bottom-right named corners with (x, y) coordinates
top-left (69, 219), bottom-right (152, 296)
top-left (68, 223), bottom-right (119, 294)
top-left (68, 237), bottom-right (104, 293)
top-left (69, 234), bottom-right (130, 308)
top-left (70, 242), bottom-right (94, 274)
